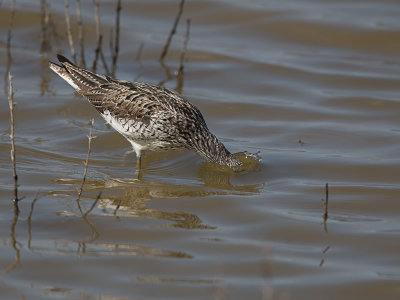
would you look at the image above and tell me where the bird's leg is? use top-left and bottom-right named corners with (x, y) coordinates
top-left (136, 154), bottom-right (142, 170)
top-left (134, 150), bottom-right (143, 180)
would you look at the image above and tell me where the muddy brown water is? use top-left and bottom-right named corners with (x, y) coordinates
top-left (1, 0), bottom-right (400, 299)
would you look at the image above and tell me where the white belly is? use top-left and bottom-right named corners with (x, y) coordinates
top-left (100, 110), bottom-right (178, 155)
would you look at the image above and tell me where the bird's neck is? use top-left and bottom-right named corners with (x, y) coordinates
top-left (193, 132), bottom-right (241, 167)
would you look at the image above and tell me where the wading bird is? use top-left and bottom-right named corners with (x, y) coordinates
top-left (49, 54), bottom-right (241, 169)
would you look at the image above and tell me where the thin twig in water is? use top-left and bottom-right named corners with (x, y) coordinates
top-left (8, 73), bottom-right (19, 214)
top-left (109, 28), bottom-right (114, 60)
top-left (160, 0), bottom-right (185, 61)
top-left (100, 47), bottom-right (111, 75)
top-left (92, 0), bottom-right (102, 72)
top-left (40, 0), bottom-right (47, 52)
top-left (111, 0), bottom-right (122, 77)
top-left (40, 0), bottom-right (51, 53)
top-left (76, 0), bottom-right (86, 68)
top-left (113, 197), bottom-right (123, 215)
top-left (136, 42), bottom-right (144, 62)
top-left (93, 0), bottom-right (100, 38)
top-left (65, 0), bottom-right (77, 63)
top-left (158, 60), bottom-right (172, 87)
top-left (175, 18), bottom-right (190, 93)
top-left (77, 119), bottom-right (95, 211)
top-left (47, 6), bottom-right (62, 49)
top-left (92, 34), bottom-right (103, 73)
top-left (133, 42), bottom-right (144, 81)
top-left (323, 182), bottom-right (329, 219)
top-left (28, 189), bottom-right (40, 221)
top-left (84, 191), bottom-right (102, 217)
top-left (4, 0), bottom-right (16, 94)
top-left (322, 183), bottom-right (329, 232)
top-left (6, 72), bottom-right (21, 270)
top-left (178, 18), bottom-right (190, 74)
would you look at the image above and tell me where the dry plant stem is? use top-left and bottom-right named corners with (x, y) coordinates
top-left (6, 73), bottom-right (21, 270)
top-left (111, 0), bottom-right (121, 77)
top-left (178, 18), bottom-right (191, 74)
top-left (76, 0), bottom-right (86, 68)
top-left (92, 34), bottom-right (103, 73)
top-left (92, 0), bottom-right (101, 72)
top-left (175, 18), bottom-right (190, 93)
top-left (40, 0), bottom-right (51, 53)
top-left (28, 189), bottom-right (40, 221)
top-left (324, 183), bottom-right (329, 219)
top-left (65, 0), bottom-right (77, 63)
top-left (158, 60), bottom-right (172, 87)
top-left (40, 0), bottom-right (47, 52)
top-left (100, 48), bottom-right (111, 75)
top-left (136, 43), bottom-right (144, 62)
top-left (160, 0), bottom-right (185, 61)
top-left (93, 0), bottom-right (100, 37)
top-left (77, 119), bottom-right (95, 205)
top-left (47, 8), bottom-right (62, 49)
top-left (8, 73), bottom-right (19, 211)
top-left (113, 197), bottom-right (123, 215)
top-left (84, 191), bottom-right (102, 217)
top-left (4, 0), bottom-right (15, 95)
top-left (133, 42), bottom-right (144, 81)
top-left (109, 28), bottom-right (114, 57)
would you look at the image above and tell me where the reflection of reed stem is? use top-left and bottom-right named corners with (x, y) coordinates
top-left (27, 189), bottom-right (40, 249)
top-left (5, 210), bottom-right (20, 273)
top-left (8, 73), bottom-right (19, 214)
top-left (76, 0), bottom-right (86, 68)
top-left (65, 0), bottom-right (77, 63)
top-left (111, 0), bottom-right (121, 77)
top-left (77, 119), bottom-right (95, 213)
top-left (160, 0), bottom-right (185, 61)
top-left (6, 0), bottom-right (15, 62)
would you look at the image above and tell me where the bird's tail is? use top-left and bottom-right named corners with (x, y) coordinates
top-left (49, 54), bottom-right (108, 91)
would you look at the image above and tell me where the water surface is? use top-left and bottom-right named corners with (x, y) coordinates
top-left (0, 0), bottom-right (400, 299)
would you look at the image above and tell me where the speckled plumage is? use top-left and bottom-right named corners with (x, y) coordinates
top-left (49, 54), bottom-right (241, 168)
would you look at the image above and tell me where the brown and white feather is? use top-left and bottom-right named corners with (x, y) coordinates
top-left (49, 54), bottom-right (241, 167)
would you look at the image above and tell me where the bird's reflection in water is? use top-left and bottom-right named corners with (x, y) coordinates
top-left (49, 158), bottom-right (263, 258)
top-left (198, 151), bottom-right (262, 192)
top-left (53, 154), bottom-right (263, 230)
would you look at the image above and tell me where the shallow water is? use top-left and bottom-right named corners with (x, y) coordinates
top-left (1, 0), bottom-right (400, 299)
